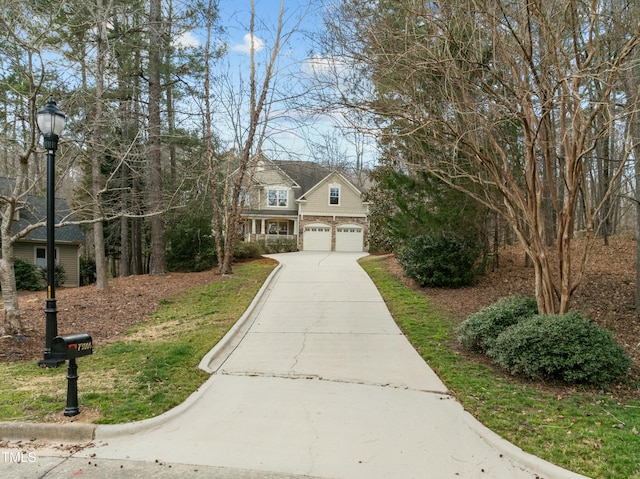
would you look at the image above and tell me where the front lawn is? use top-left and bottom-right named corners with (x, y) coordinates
top-left (359, 255), bottom-right (640, 479)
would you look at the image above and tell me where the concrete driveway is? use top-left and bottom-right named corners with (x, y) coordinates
top-left (1, 252), bottom-right (588, 479)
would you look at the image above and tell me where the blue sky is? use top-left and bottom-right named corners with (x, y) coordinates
top-left (184, 0), bottom-right (378, 168)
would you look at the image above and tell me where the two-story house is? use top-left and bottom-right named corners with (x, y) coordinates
top-left (240, 157), bottom-right (370, 252)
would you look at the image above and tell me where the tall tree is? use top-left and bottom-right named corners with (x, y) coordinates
top-left (0, 1), bottom-right (59, 333)
top-left (322, 0), bottom-right (640, 314)
top-left (90, 0), bottom-right (109, 290)
top-left (209, 0), bottom-right (301, 275)
top-left (147, 0), bottom-right (166, 275)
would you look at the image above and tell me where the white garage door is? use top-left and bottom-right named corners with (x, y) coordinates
top-left (303, 224), bottom-right (331, 251)
top-left (335, 225), bottom-right (363, 252)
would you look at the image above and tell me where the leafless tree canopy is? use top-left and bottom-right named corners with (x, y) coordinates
top-left (320, 0), bottom-right (640, 313)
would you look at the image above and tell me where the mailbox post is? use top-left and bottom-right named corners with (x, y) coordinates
top-left (51, 334), bottom-right (93, 417)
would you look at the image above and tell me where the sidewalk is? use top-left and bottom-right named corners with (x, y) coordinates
top-left (1, 252), bottom-right (589, 478)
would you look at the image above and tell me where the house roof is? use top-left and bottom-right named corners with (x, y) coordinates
top-left (15, 195), bottom-right (85, 244)
top-left (0, 178), bottom-right (84, 244)
top-left (271, 161), bottom-right (331, 196)
top-left (297, 170), bottom-right (364, 202)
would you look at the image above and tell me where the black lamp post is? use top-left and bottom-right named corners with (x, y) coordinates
top-left (36, 96), bottom-right (67, 368)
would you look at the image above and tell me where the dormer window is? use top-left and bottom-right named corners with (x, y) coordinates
top-left (329, 186), bottom-right (340, 205)
top-left (268, 189), bottom-right (288, 207)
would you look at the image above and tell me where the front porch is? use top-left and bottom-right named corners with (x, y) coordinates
top-left (240, 216), bottom-right (299, 249)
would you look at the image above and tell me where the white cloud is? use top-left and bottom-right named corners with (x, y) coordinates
top-left (232, 33), bottom-right (264, 54)
top-left (173, 31), bottom-right (201, 49)
top-left (303, 54), bottom-right (350, 78)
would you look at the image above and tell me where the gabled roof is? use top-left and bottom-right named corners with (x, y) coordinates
top-left (273, 161), bottom-right (331, 196)
top-left (15, 196), bottom-right (84, 244)
top-left (0, 177), bottom-right (84, 244)
top-left (247, 157), bottom-right (366, 204)
top-left (297, 170), bottom-right (364, 202)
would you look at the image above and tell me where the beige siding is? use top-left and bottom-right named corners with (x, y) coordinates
top-left (14, 243), bottom-right (33, 263)
top-left (58, 245), bottom-right (80, 287)
top-left (301, 173), bottom-right (368, 217)
top-left (245, 164), bottom-right (298, 211)
top-left (14, 242), bottom-right (80, 288)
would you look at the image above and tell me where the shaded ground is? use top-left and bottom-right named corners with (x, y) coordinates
top-left (0, 269), bottom-right (220, 363)
top-left (386, 235), bottom-right (640, 397)
top-left (1, 239), bottom-right (638, 398)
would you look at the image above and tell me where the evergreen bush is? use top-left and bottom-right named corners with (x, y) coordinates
top-left (258, 238), bottom-right (297, 254)
top-left (14, 259), bottom-right (41, 291)
top-left (233, 241), bottom-right (262, 260)
top-left (165, 207), bottom-right (217, 272)
top-left (459, 295), bottom-right (538, 353)
top-left (489, 312), bottom-right (631, 384)
top-left (80, 255), bottom-right (96, 286)
top-left (397, 234), bottom-right (484, 287)
top-left (39, 264), bottom-right (67, 288)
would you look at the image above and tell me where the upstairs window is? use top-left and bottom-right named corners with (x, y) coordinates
top-left (329, 186), bottom-right (340, 205)
top-left (268, 189), bottom-right (288, 207)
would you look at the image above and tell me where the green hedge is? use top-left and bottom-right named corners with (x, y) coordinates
top-left (458, 295), bottom-right (538, 353)
top-left (15, 259), bottom-right (41, 291)
top-left (489, 312), bottom-right (631, 385)
top-left (397, 234), bottom-right (484, 288)
top-left (233, 241), bottom-right (262, 260)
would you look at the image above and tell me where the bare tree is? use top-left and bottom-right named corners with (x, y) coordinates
top-left (0, 2), bottom-right (59, 334)
top-left (209, 0), bottom-right (303, 275)
top-left (322, 0), bottom-right (640, 314)
top-left (90, 0), bottom-right (110, 290)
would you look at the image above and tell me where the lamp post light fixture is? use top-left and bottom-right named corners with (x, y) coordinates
top-left (36, 96), bottom-right (67, 368)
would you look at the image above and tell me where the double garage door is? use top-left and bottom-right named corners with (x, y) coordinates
top-left (303, 223), bottom-right (363, 252)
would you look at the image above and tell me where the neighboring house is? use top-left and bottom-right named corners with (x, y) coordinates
top-left (240, 157), bottom-right (370, 252)
top-left (11, 195), bottom-right (85, 288)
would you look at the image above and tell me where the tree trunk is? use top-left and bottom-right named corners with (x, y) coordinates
top-left (148, 0), bottom-right (166, 276)
top-left (0, 243), bottom-right (21, 336)
top-left (531, 255), bottom-right (557, 315)
top-left (634, 115), bottom-right (640, 310)
top-left (203, 0), bottom-right (224, 273)
top-left (92, 0), bottom-right (109, 290)
top-left (216, 0), bottom-right (286, 276)
top-left (131, 175), bottom-right (144, 275)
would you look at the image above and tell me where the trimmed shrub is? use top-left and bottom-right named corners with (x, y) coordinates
top-left (459, 295), bottom-right (538, 353)
top-left (233, 241), bottom-right (262, 260)
top-left (489, 312), bottom-right (632, 385)
top-left (258, 238), bottom-right (297, 254)
top-left (15, 259), bottom-right (41, 291)
top-left (397, 234), bottom-right (484, 288)
top-left (39, 264), bottom-right (67, 288)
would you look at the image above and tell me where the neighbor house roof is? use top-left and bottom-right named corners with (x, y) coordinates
top-left (0, 177), bottom-right (84, 244)
top-left (15, 195), bottom-right (84, 244)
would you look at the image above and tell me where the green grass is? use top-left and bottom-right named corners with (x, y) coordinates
top-left (2, 254), bottom-right (638, 477)
top-left (0, 259), bottom-right (276, 425)
top-left (359, 255), bottom-right (640, 479)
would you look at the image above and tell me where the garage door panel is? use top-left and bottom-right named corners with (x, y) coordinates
top-left (303, 225), bottom-right (331, 251)
top-left (336, 225), bottom-right (363, 252)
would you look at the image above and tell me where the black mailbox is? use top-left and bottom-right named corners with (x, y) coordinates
top-left (51, 333), bottom-right (93, 360)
